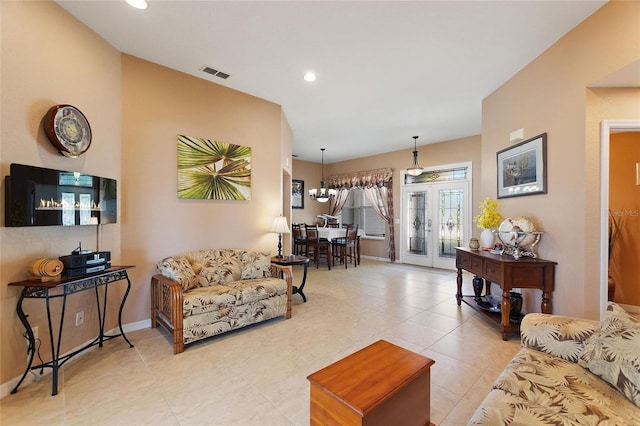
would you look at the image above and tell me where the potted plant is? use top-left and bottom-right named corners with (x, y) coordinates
top-left (473, 197), bottom-right (503, 249)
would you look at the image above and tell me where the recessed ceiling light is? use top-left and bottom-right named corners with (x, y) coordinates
top-left (304, 72), bottom-right (317, 82)
top-left (126, 0), bottom-right (148, 10)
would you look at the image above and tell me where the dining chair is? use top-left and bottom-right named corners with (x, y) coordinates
top-left (292, 224), bottom-right (307, 256)
top-left (332, 225), bottom-right (358, 268)
top-left (305, 224), bottom-right (332, 270)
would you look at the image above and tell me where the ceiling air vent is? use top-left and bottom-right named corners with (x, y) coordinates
top-left (202, 66), bottom-right (230, 79)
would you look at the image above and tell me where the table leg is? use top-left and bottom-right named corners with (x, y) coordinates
top-left (47, 292), bottom-right (67, 396)
top-left (118, 274), bottom-right (134, 347)
top-left (95, 285), bottom-right (106, 347)
top-left (292, 263), bottom-right (309, 303)
top-left (456, 268), bottom-right (462, 306)
top-left (541, 290), bottom-right (552, 314)
top-left (501, 288), bottom-right (511, 341)
top-left (11, 292), bottom-right (36, 395)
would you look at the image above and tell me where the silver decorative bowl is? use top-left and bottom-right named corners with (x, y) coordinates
top-left (493, 217), bottom-right (543, 259)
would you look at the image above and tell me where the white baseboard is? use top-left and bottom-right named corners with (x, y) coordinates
top-left (1, 319), bottom-right (151, 399)
top-left (360, 255), bottom-right (391, 262)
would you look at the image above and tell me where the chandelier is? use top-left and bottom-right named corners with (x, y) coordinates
top-left (406, 136), bottom-right (423, 177)
top-left (309, 148), bottom-right (336, 203)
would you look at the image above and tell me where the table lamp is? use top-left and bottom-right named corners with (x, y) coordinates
top-left (271, 216), bottom-right (290, 258)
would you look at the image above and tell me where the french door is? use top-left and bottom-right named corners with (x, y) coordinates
top-left (401, 172), bottom-right (470, 270)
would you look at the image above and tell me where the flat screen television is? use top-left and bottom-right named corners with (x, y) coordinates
top-left (5, 163), bottom-right (117, 227)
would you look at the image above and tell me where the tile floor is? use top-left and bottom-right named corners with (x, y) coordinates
top-left (0, 259), bottom-right (522, 425)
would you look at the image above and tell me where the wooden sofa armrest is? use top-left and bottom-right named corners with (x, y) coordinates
top-left (520, 313), bottom-right (599, 362)
top-left (269, 264), bottom-right (293, 319)
top-left (151, 274), bottom-right (185, 354)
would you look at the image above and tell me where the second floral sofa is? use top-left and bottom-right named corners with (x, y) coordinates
top-left (469, 302), bottom-right (640, 425)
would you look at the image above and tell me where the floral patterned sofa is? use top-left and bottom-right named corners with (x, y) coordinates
top-left (151, 249), bottom-right (292, 354)
top-left (470, 302), bottom-right (640, 425)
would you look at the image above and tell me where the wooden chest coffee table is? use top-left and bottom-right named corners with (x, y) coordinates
top-left (307, 340), bottom-right (435, 426)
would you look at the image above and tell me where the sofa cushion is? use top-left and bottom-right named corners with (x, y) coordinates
top-left (240, 250), bottom-right (271, 279)
top-left (183, 284), bottom-right (240, 316)
top-left (157, 256), bottom-right (199, 292)
top-left (521, 313), bottom-right (599, 362)
top-left (470, 347), bottom-right (640, 425)
top-left (225, 277), bottom-right (287, 304)
top-left (182, 294), bottom-right (288, 344)
top-left (578, 302), bottom-right (640, 407)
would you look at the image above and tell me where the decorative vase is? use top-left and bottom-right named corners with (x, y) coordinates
top-left (472, 276), bottom-right (484, 301)
top-left (509, 291), bottom-right (523, 324)
top-left (480, 228), bottom-right (495, 250)
top-left (469, 238), bottom-right (480, 250)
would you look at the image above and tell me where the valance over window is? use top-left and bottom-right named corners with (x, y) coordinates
top-left (327, 168), bottom-right (392, 189)
top-left (327, 168), bottom-right (395, 262)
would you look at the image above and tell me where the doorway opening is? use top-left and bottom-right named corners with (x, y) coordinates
top-left (600, 120), bottom-right (640, 317)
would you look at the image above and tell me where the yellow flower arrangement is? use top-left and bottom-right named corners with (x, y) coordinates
top-left (473, 197), bottom-right (503, 229)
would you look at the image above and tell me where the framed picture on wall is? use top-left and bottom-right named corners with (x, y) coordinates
top-left (497, 133), bottom-right (547, 199)
top-left (292, 179), bottom-right (304, 209)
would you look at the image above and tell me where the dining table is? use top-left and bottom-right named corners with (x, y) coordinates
top-left (316, 227), bottom-right (365, 265)
top-left (317, 227), bottom-right (363, 241)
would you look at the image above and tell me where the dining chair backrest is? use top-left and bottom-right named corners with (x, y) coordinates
top-left (305, 224), bottom-right (319, 242)
top-left (347, 224), bottom-right (358, 242)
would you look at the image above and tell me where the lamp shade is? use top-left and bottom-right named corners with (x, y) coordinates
top-left (271, 216), bottom-right (290, 234)
top-left (407, 136), bottom-right (423, 177)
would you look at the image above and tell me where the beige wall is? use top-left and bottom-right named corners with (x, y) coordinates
top-left (482, 1), bottom-right (640, 319)
top-left (1, 1), bottom-right (122, 386)
top-left (320, 135), bottom-right (482, 260)
top-left (122, 55), bottom-right (283, 322)
top-left (291, 159), bottom-right (326, 226)
top-left (120, 55), bottom-right (288, 323)
top-left (0, 2), bottom-right (290, 389)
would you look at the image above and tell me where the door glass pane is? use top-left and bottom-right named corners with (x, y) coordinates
top-left (438, 189), bottom-right (463, 258)
top-left (408, 192), bottom-right (427, 255)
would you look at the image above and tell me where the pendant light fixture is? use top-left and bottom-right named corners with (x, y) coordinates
top-left (309, 148), bottom-right (337, 203)
top-left (406, 136), bottom-right (423, 177)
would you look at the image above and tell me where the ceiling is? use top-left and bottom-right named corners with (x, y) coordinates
top-left (56, 0), bottom-right (609, 163)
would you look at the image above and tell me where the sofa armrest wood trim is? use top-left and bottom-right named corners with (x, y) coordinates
top-left (269, 264), bottom-right (293, 319)
top-left (151, 274), bottom-right (184, 354)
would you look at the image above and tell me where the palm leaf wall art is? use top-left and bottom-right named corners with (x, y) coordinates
top-left (177, 135), bottom-right (251, 200)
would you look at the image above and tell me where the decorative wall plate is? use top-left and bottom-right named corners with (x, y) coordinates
top-left (44, 105), bottom-right (92, 158)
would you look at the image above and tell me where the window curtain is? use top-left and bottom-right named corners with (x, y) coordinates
top-left (328, 168), bottom-right (395, 262)
top-left (329, 188), bottom-right (350, 217)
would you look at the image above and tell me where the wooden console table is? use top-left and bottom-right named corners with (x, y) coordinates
top-left (455, 247), bottom-right (556, 340)
top-left (307, 340), bottom-right (435, 426)
top-left (9, 266), bottom-right (135, 395)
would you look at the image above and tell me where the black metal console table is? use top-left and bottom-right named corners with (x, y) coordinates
top-left (9, 266), bottom-right (135, 396)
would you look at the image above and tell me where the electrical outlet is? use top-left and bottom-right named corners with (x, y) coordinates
top-left (75, 311), bottom-right (84, 326)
